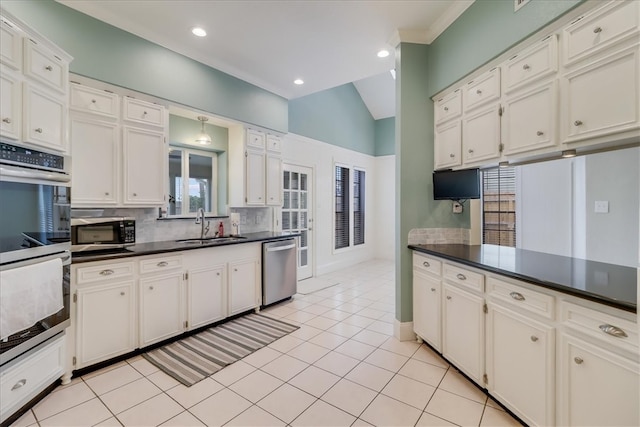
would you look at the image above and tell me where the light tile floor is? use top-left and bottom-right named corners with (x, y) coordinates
top-left (12, 260), bottom-right (523, 427)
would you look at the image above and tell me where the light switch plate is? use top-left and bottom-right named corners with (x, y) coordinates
top-left (594, 200), bottom-right (609, 213)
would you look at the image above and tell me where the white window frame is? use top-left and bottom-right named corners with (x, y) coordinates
top-left (333, 161), bottom-right (367, 253)
top-left (168, 146), bottom-right (218, 217)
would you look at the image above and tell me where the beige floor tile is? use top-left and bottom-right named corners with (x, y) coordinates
top-left (480, 406), bottom-right (523, 427)
top-left (284, 299), bottom-right (313, 310)
top-left (326, 322), bottom-right (364, 338)
top-left (365, 320), bottom-right (394, 335)
top-left (9, 409), bottom-right (36, 427)
top-left (299, 294), bottom-right (326, 304)
top-left (288, 324), bottom-right (324, 341)
top-left (211, 360), bottom-right (256, 386)
top-left (93, 416), bottom-right (122, 426)
top-left (225, 405), bottom-right (286, 427)
top-left (242, 346), bottom-right (282, 368)
top-left (425, 389), bottom-right (485, 427)
top-left (416, 412), bottom-right (457, 426)
top-left (84, 364), bottom-right (143, 396)
top-left (341, 315), bottom-right (375, 328)
top-left (352, 418), bottom-right (375, 426)
top-left (49, 376), bottom-right (83, 392)
top-left (333, 339), bottom-right (376, 360)
top-left (264, 305), bottom-right (298, 318)
top-left (313, 351), bottom-right (360, 377)
top-left (291, 399), bottom-right (356, 427)
top-left (335, 303), bottom-right (364, 314)
top-left (319, 308), bottom-right (353, 321)
top-left (351, 329), bottom-right (389, 347)
top-left (486, 396), bottom-right (505, 410)
top-left (256, 383), bottom-right (316, 424)
top-left (116, 393), bottom-right (183, 426)
top-left (412, 345), bottom-right (450, 369)
top-left (286, 341), bottom-right (330, 364)
top-left (438, 368), bottom-right (487, 404)
top-left (283, 310), bottom-right (318, 323)
top-left (166, 377), bottom-right (225, 408)
top-left (128, 356), bottom-right (160, 376)
top-left (80, 360), bottom-right (127, 380)
top-left (147, 370), bottom-right (181, 391)
top-left (368, 301), bottom-right (395, 312)
top-left (316, 299), bottom-right (346, 309)
top-left (189, 388), bottom-right (252, 426)
top-left (39, 398), bottom-right (112, 427)
top-left (382, 374), bottom-right (436, 411)
top-left (301, 304), bottom-right (332, 316)
top-left (308, 331), bottom-right (349, 350)
top-left (288, 366), bottom-right (341, 398)
top-left (345, 362), bottom-right (394, 392)
top-left (360, 394), bottom-right (423, 427)
top-left (304, 316), bottom-right (339, 330)
top-left (320, 379), bottom-right (377, 417)
top-left (159, 410), bottom-right (205, 426)
top-left (379, 312), bottom-right (396, 323)
top-left (100, 377), bottom-right (162, 414)
top-left (356, 307), bottom-right (387, 320)
top-left (261, 354), bottom-right (309, 381)
top-left (229, 370), bottom-right (284, 403)
top-left (32, 381), bottom-right (96, 420)
top-left (267, 334), bottom-right (305, 353)
top-left (364, 348), bottom-right (409, 372)
top-left (379, 336), bottom-right (421, 357)
top-left (398, 359), bottom-right (447, 387)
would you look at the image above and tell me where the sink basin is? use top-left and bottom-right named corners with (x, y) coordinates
top-left (176, 236), bottom-right (246, 244)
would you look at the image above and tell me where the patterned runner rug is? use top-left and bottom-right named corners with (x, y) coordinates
top-left (142, 313), bottom-right (299, 386)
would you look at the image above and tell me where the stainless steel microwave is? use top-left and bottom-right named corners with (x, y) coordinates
top-left (71, 217), bottom-right (135, 252)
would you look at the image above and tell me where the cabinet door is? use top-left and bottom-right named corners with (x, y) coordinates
top-left (123, 126), bottom-right (166, 205)
top-left (503, 81), bottom-right (557, 156)
top-left (22, 83), bottom-right (66, 153)
top-left (486, 303), bottom-right (555, 427)
top-left (188, 264), bottom-right (226, 330)
top-left (434, 120), bottom-right (462, 169)
top-left (245, 149), bottom-right (266, 205)
top-left (70, 116), bottom-right (119, 206)
top-left (266, 154), bottom-right (282, 206)
top-left (413, 270), bottom-right (441, 351)
top-left (0, 17), bottom-right (22, 70)
top-left (139, 273), bottom-right (184, 347)
top-left (563, 48), bottom-right (639, 143)
top-left (23, 38), bottom-right (67, 93)
top-left (0, 69), bottom-right (20, 140)
top-left (229, 258), bottom-right (259, 315)
top-left (442, 283), bottom-right (484, 383)
top-left (76, 281), bottom-right (136, 368)
top-left (559, 333), bottom-right (639, 427)
top-left (462, 104), bottom-right (501, 164)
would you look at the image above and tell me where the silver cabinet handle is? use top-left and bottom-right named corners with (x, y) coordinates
top-left (2, 117), bottom-right (11, 123)
top-left (91, 99), bottom-right (97, 104)
top-left (132, 193), bottom-right (137, 197)
top-left (444, 106), bottom-right (449, 111)
top-left (143, 111), bottom-right (148, 115)
top-left (522, 64), bottom-right (530, 70)
top-left (216, 272), bottom-right (220, 276)
top-left (422, 261), bottom-right (430, 267)
top-left (599, 324), bottom-right (628, 338)
top-left (234, 268), bottom-right (238, 272)
top-left (449, 153), bottom-right (455, 158)
top-left (446, 295), bottom-right (452, 300)
top-left (157, 261), bottom-right (168, 267)
top-left (100, 269), bottom-right (114, 276)
top-left (476, 89), bottom-right (482, 95)
top-left (105, 192), bottom-right (109, 196)
top-left (120, 292), bottom-right (125, 296)
top-left (510, 291), bottom-right (525, 301)
top-left (574, 357), bottom-right (584, 365)
top-left (574, 120), bottom-right (583, 126)
top-left (456, 273), bottom-right (466, 280)
top-left (11, 379), bottom-right (26, 391)
top-left (593, 27), bottom-right (602, 34)
top-left (536, 131), bottom-right (544, 136)
top-left (530, 336), bottom-right (538, 342)
top-left (44, 65), bottom-right (53, 71)
top-left (468, 149), bottom-right (474, 154)
top-left (430, 288), bottom-right (436, 292)
top-left (35, 128), bottom-right (43, 133)
top-left (149, 286), bottom-right (154, 290)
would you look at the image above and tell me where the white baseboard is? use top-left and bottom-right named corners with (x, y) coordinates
top-left (394, 319), bottom-right (416, 342)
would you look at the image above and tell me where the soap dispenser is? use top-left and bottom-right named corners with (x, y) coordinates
top-left (218, 221), bottom-right (224, 237)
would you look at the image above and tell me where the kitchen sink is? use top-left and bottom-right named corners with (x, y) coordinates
top-left (176, 236), bottom-right (247, 244)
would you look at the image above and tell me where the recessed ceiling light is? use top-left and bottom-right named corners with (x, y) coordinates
top-left (377, 49), bottom-right (390, 58)
top-left (294, 79), bottom-right (304, 85)
top-left (191, 27), bottom-right (207, 37)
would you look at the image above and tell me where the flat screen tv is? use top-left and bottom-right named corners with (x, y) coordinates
top-left (433, 168), bottom-right (481, 200)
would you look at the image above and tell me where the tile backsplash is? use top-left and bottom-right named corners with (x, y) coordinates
top-left (408, 228), bottom-right (470, 245)
top-left (72, 207), bottom-right (272, 243)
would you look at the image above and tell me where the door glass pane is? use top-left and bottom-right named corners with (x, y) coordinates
top-left (291, 192), bottom-right (299, 209)
top-left (283, 171), bottom-right (290, 190)
top-left (282, 212), bottom-right (290, 230)
top-left (300, 174), bottom-right (307, 191)
top-left (283, 191), bottom-right (290, 209)
top-left (291, 172), bottom-right (299, 190)
top-left (301, 212), bottom-right (307, 228)
top-left (168, 149), bottom-right (183, 215)
top-left (292, 212), bottom-right (299, 229)
top-left (188, 153), bottom-right (212, 213)
top-left (300, 192), bottom-right (307, 209)
top-left (300, 230), bottom-right (307, 248)
top-left (300, 248), bottom-right (308, 267)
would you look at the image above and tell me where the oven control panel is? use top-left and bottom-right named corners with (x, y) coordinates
top-left (0, 143), bottom-right (65, 171)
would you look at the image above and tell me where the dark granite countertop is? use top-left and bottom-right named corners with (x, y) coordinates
top-left (409, 244), bottom-right (637, 313)
top-left (72, 232), bottom-right (299, 264)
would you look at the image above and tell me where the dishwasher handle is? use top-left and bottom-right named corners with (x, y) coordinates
top-left (265, 243), bottom-right (296, 252)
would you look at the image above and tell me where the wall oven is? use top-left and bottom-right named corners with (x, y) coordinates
top-left (0, 143), bottom-right (71, 366)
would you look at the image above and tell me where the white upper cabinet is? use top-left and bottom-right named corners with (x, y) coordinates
top-left (463, 68), bottom-right (500, 113)
top-left (462, 103), bottom-right (502, 164)
top-left (23, 38), bottom-right (68, 94)
top-left (0, 17), bottom-right (22, 70)
top-left (434, 120), bottom-right (462, 169)
top-left (503, 35), bottom-right (558, 94)
top-left (435, 89), bottom-right (462, 125)
top-left (70, 83), bottom-right (119, 118)
top-left (122, 97), bottom-right (165, 128)
top-left (0, 68), bottom-right (20, 140)
top-left (22, 82), bottom-right (67, 152)
top-left (122, 125), bottom-right (166, 205)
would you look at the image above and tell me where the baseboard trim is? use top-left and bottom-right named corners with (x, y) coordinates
top-left (394, 320), bottom-right (416, 342)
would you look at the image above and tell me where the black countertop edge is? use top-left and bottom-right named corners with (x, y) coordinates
top-left (409, 244), bottom-right (637, 314)
top-left (72, 232), bottom-right (300, 264)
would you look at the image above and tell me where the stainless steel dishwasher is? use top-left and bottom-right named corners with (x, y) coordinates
top-left (262, 238), bottom-right (297, 306)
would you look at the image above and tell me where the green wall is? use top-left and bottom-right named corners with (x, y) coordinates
top-left (289, 83), bottom-right (376, 156)
top-left (374, 118), bottom-right (395, 156)
top-left (3, 0), bottom-right (288, 133)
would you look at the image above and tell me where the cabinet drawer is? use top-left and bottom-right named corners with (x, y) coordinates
top-left (563, 0), bottom-right (640, 66)
top-left (139, 255), bottom-right (182, 275)
top-left (122, 97), bottom-right (165, 127)
top-left (1, 17), bottom-right (22, 70)
top-left (246, 129), bottom-right (266, 150)
top-left (75, 261), bottom-right (135, 285)
top-left (487, 277), bottom-right (555, 320)
top-left (23, 38), bottom-right (67, 93)
top-left (504, 35), bottom-right (558, 93)
top-left (266, 134), bottom-right (281, 152)
top-left (412, 253), bottom-right (442, 277)
top-left (435, 90), bottom-right (461, 124)
top-left (561, 301), bottom-right (638, 353)
top-left (463, 68), bottom-right (500, 112)
top-left (70, 84), bottom-right (119, 117)
top-left (1, 335), bottom-right (64, 419)
top-left (443, 263), bottom-right (484, 293)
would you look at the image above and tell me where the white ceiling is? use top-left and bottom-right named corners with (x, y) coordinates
top-left (58, 0), bottom-right (473, 120)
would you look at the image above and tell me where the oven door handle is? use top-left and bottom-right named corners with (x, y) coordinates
top-left (0, 164), bottom-right (70, 184)
top-left (0, 251), bottom-right (71, 271)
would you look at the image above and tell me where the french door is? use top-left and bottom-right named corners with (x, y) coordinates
top-left (282, 164), bottom-right (313, 280)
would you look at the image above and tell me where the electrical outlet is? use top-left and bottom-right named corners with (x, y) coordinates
top-left (453, 202), bottom-right (463, 214)
top-left (594, 200), bottom-right (609, 213)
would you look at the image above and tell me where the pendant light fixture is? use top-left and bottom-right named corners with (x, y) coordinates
top-left (195, 116), bottom-right (212, 145)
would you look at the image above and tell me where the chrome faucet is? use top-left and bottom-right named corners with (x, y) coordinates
top-left (195, 208), bottom-right (210, 239)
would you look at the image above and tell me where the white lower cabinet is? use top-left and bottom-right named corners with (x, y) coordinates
top-left (139, 272), bottom-right (184, 347)
top-left (187, 263), bottom-right (227, 330)
top-left (412, 269), bottom-right (441, 351)
top-left (229, 258), bottom-right (260, 316)
top-left (486, 303), bottom-right (555, 426)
